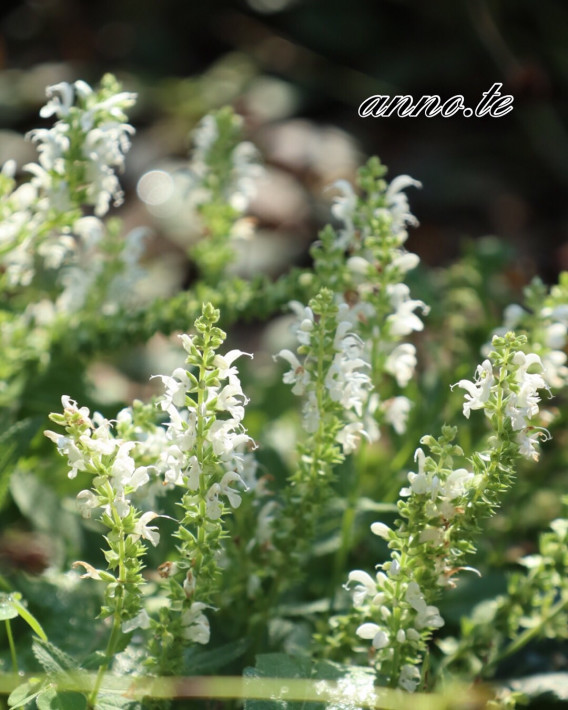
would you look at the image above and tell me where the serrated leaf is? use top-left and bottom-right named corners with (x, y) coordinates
top-left (32, 639), bottom-right (78, 674)
top-left (35, 687), bottom-right (87, 710)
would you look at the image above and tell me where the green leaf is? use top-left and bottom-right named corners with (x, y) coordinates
top-left (7, 680), bottom-right (43, 709)
top-left (35, 687), bottom-right (87, 710)
top-left (0, 417), bottom-right (42, 510)
top-left (11, 597), bottom-right (48, 641)
top-left (183, 637), bottom-right (249, 674)
top-left (32, 639), bottom-right (78, 674)
top-left (0, 593), bottom-right (19, 621)
top-left (95, 693), bottom-right (141, 710)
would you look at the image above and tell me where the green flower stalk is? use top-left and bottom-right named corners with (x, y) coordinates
top-left (45, 396), bottom-right (161, 706)
top-left (312, 157), bottom-right (428, 437)
top-left (187, 108), bottom-right (263, 281)
top-left (250, 288), bottom-right (374, 609)
top-left (346, 333), bottom-right (551, 691)
top-left (1, 75), bottom-right (147, 403)
top-left (148, 303), bottom-right (254, 673)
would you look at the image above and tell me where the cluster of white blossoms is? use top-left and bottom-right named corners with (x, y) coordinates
top-left (44, 396), bottom-right (158, 531)
top-left (455, 348), bottom-right (550, 461)
top-left (347, 558), bottom-right (444, 692)
top-left (276, 298), bottom-right (375, 455)
top-left (0, 76), bottom-right (146, 319)
top-left (154, 333), bottom-right (253, 522)
top-left (320, 165), bottom-right (428, 438)
top-left (189, 109), bottom-right (263, 217)
top-left (345, 336), bottom-right (553, 692)
top-left (497, 302), bottom-right (568, 391)
top-left (29, 78), bottom-right (136, 217)
top-left (331, 174), bottom-right (421, 251)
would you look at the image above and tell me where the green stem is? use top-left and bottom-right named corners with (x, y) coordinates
top-left (5, 619), bottom-right (17, 673)
top-left (495, 592), bottom-right (568, 664)
top-left (88, 614), bottom-right (122, 707)
top-left (89, 509), bottom-right (127, 708)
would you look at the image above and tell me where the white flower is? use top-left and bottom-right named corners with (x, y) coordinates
top-left (386, 283), bottom-right (428, 336)
top-left (230, 141), bottom-right (263, 211)
top-left (541, 350), bottom-right (568, 389)
top-left (302, 391), bottom-right (320, 433)
top-left (133, 512), bottom-right (160, 547)
top-left (345, 570), bottom-right (376, 606)
top-left (219, 471), bottom-right (246, 508)
top-left (325, 346), bottom-right (372, 417)
top-left (441, 468), bottom-right (474, 500)
top-left (44, 431), bottom-right (86, 478)
top-left (274, 349), bottom-right (310, 395)
top-left (516, 428), bottom-right (550, 461)
top-left (153, 367), bottom-right (191, 410)
top-left (121, 609), bottom-right (151, 634)
top-left (207, 419), bottom-right (250, 457)
top-left (331, 179), bottom-right (357, 247)
top-left (405, 581), bottom-right (444, 630)
top-left (213, 349), bottom-right (252, 382)
top-left (505, 352), bottom-right (547, 431)
top-left (39, 82), bottom-right (75, 118)
top-left (356, 623), bottom-right (389, 649)
top-left (455, 359), bottom-right (494, 418)
top-left (214, 382), bottom-right (247, 421)
top-left (181, 602), bottom-right (210, 645)
top-left (385, 343), bottom-right (417, 388)
top-left (289, 301), bottom-right (315, 346)
top-left (76, 490), bottom-right (99, 518)
top-left (385, 175), bottom-right (421, 236)
top-left (384, 396), bottom-right (411, 435)
top-left (391, 250), bottom-right (420, 273)
top-left (187, 455), bottom-right (202, 490)
top-left (398, 664), bottom-right (421, 692)
top-left (336, 421), bottom-right (368, 454)
top-left (370, 522), bottom-right (391, 540)
top-left (400, 448), bottom-right (438, 498)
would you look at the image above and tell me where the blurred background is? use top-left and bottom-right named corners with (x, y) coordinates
top-left (0, 0), bottom-right (567, 283)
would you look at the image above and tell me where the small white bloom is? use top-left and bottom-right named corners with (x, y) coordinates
top-left (76, 490), bottom-right (100, 519)
top-left (356, 623), bottom-right (389, 649)
top-left (133, 512), bottom-right (161, 547)
top-left (274, 349), bottom-right (310, 395)
top-left (370, 522), bottom-right (391, 540)
top-left (219, 471), bottom-right (246, 508)
top-left (386, 283), bottom-right (429, 336)
top-left (385, 343), bottom-right (417, 388)
top-left (384, 396), bottom-right (411, 435)
top-left (345, 570), bottom-right (376, 606)
top-left (336, 421), bottom-right (367, 454)
top-left (181, 602), bottom-right (210, 644)
top-left (455, 359), bottom-right (494, 418)
top-left (398, 664), bottom-right (421, 692)
top-left (122, 609), bottom-right (151, 634)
